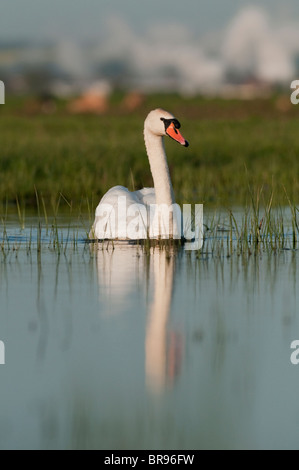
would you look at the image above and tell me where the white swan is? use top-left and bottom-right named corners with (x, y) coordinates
top-left (90, 108), bottom-right (189, 240)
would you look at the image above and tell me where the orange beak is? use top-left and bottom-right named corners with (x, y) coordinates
top-left (166, 122), bottom-right (189, 147)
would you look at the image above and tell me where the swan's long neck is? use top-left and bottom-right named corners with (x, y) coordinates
top-left (144, 129), bottom-right (175, 207)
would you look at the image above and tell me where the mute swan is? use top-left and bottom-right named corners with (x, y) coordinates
top-left (90, 108), bottom-right (189, 240)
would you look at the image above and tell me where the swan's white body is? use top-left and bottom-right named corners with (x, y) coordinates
top-left (90, 108), bottom-right (189, 240)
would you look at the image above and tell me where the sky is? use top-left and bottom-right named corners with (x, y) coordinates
top-left (0, 0), bottom-right (299, 41)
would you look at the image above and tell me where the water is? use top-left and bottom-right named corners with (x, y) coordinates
top-left (0, 217), bottom-right (299, 449)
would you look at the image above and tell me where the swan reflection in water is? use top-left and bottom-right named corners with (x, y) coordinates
top-left (94, 244), bottom-right (184, 394)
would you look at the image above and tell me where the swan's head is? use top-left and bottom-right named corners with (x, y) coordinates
top-left (144, 108), bottom-right (189, 147)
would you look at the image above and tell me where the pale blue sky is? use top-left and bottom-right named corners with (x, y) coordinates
top-left (0, 0), bottom-right (298, 41)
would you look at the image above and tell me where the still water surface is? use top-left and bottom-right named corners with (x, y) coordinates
top-left (0, 217), bottom-right (298, 449)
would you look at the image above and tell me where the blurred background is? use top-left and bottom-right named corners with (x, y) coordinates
top-left (1, 0), bottom-right (299, 104)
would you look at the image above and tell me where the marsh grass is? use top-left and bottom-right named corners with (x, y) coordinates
top-left (0, 191), bottom-right (91, 261)
top-left (1, 94), bottom-right (299, 208)
top-left (0, 205), bottom-right (297, 262)
top-left (0, 184), bottom-right (298, 263)
top-left (201, 201), bottom-right (299, 259)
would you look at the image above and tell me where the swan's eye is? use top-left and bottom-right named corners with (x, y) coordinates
top-left (160, 117), bottom-right (181, 132)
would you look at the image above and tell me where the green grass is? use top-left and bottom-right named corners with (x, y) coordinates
top-left (0, 93), bottom-right (299, 211)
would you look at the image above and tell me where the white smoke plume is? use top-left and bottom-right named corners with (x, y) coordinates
top-left (222, 7), bottom-right (297, 83)
top-left (86, 7), bottom-right (299, 93)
